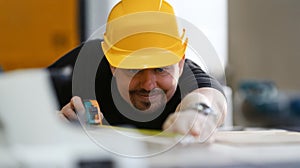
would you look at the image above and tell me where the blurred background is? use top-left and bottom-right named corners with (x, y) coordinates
top-left (1, 0), bottom-right (300, 130)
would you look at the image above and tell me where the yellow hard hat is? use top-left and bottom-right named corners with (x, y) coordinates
top-left (101, 0), bottom-right (188, 69)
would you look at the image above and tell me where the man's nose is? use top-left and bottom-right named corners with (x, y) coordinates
top-left (139, 69), bottom-right (157, 91)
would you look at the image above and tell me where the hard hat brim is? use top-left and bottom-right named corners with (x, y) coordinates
top-left (102, 42), bottom-right (186, 69)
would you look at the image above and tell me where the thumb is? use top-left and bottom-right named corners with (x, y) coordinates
top-left (71, 96), bottom-right (85, 115)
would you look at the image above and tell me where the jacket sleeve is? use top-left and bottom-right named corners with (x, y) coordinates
top-left (47, 43), bottom-right (83, 108)
top-left (178, 59), bottom-right (225, 97)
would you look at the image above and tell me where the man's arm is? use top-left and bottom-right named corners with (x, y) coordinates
top-left (47, 43), bottom-right (82, 108)
top-left (163, 59), bottom-right (227, 140)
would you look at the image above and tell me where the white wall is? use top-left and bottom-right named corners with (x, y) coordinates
top-left (168, 0), bottom-right (228, 69)
top-left (85, 0), bottom-right (119, 38)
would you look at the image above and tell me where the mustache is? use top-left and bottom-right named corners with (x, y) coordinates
top-left (129, 88), bottom-right (164, 95)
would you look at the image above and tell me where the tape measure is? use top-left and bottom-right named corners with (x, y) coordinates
top-left (83, 99), bottom-right (102, 125)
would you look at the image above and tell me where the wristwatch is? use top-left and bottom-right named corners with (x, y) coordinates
top-left (188, 103), bottom-right (219, 142)
top-left (189, 102), bottom-right (217, 117)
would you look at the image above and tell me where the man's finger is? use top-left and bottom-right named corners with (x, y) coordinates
top-left (61, 103), bottom-right (78, 120)
top-left (71, 96), bottom-right (85, 115)
top-left (57, 111), bottom-right (70, 123)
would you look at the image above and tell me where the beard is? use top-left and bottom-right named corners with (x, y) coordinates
top-left (129, 88), bottom-right (167, 113)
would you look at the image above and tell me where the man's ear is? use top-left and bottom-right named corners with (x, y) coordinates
top-left (109, 65), bottom-right (116, 76)
top-left (178, 55), bottom-right (185, 76)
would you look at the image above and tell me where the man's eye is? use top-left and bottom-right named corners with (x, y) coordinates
top-left (155, 68), bottom-right (166, 73)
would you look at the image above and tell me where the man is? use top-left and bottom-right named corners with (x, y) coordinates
top-left (49, 0), bottom-right (227, 139)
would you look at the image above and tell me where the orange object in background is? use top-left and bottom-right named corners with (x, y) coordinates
top-left (0, 0), bottom-right (80, 71)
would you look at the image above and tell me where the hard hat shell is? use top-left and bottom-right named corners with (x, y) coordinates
top-left (101, 0), bottom-right (188, 69)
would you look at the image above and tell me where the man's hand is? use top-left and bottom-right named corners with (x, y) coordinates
top-left (162, 110), bottom-right (217, 142)
top-left (162, 88), bottom-right (227, 142)
top-left (58, 96), bottom-right (86, 122)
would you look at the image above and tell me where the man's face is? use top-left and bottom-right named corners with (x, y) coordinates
top-left (110, 59), bottom-right (185, 113)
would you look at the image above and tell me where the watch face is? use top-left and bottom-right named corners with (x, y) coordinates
top-left (196, 103), bottom-right (213, 115)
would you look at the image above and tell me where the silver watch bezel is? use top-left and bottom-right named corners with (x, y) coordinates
top-left (193, 103), bottom-right (217, 116)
